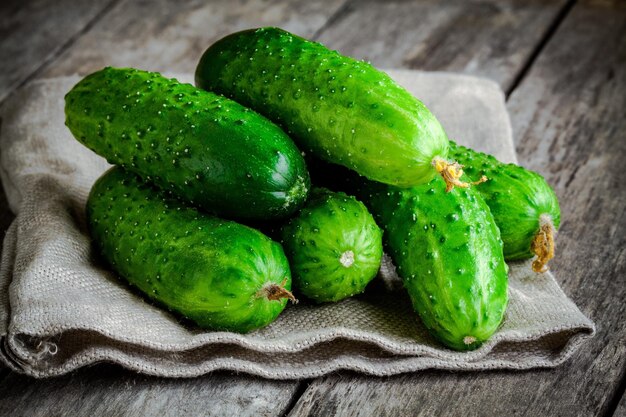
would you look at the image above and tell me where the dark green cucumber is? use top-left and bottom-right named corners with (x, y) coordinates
top-left (195, 27), bottom-right (450, 187)
top-left (361, 178), bottom-right (508, 350)
top-left (449, 141), bottom-right (561, 272)
top-left (66, 67), bottom-right (309, 221)
top-left (86, 167), bottom-right (295, 333)
top-left (280, 188), bottom-right (383, 303)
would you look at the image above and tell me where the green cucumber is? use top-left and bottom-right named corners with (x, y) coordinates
top-left (307, 158), bottom-right (508, 350)
top-left (361, 178), bottom-right (508, 350)
top-left (66, 67), bottom-right (310, 221)
top-left (449, 141), bottom-right (561, 272)
top-left (280, 188), bottom-right (383, 303)
top-left (86, 167), bottom-right (295, 333)
top-left (195, 27), bottom-right (452, 188)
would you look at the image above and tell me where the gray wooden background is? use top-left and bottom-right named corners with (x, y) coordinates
top-left (0, 0), bottom-right (624, 416)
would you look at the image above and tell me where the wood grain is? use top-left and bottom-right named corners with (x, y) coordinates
top-left (0, 365), bottom-right (300, 417)
top-left (316, 0), bottom-right (568, 91)
top-left (0, 0), bottom-right (115, 103)
top-left (288, 1), bottom-right (626, 416)
top-left (40, 0), bottom-right (346, 78)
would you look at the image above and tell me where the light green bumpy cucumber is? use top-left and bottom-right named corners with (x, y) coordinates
top-left (86, 167), bottom-right (296, 333)
top-left (449, 141), bottom-right (561, 272)
top-left (195, 27), bottom-right (451, 188)
top-left (280, 188), bottom-right (383, 303)
top-left (360, 178), bottom-right (509, 350)
top-left (66, 67), bottom-right (310, 221)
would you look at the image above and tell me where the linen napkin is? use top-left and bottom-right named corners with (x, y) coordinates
top-left (0, 70), bottom-right (595, 378)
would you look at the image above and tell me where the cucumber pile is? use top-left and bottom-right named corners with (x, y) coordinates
top-left (66, 27), bottom-right (561, 349)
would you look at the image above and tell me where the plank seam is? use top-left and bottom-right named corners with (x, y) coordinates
top-left (311, 0), bottom-right (355, 41)
top-left (0, 0), bottom-right (123, 108)
top-left (606, 368), bottom-right (626, 417)
top-left (505, 0), bottom-right (577, 100)
top-left (281, 379), bottom-right (312, 417)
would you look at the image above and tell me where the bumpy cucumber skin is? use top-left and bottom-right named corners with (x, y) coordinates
top-left (361, 178), bottom-right (509, 350)
top-left (86, 167), bottom-right (292, 333)
top-left (195, 27), bottom-right (449, 187)
top-left (449, 141), bottom-right (561, 260)
top-left (66, 67), bottom-right (310, 221)
top-left (280, 188), bottom-right (383, 303)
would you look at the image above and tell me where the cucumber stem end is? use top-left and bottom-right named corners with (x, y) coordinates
top-left (531, 215), bottom-right (556, 273)
top-left (432, 158), bottom-right (487, 192)
top-left (259, 278), bottom-right (298, 304)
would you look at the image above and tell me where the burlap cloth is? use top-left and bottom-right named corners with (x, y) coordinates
top-left (0, 70), bottom-right (594, 379)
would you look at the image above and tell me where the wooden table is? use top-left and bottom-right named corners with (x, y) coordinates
top-left (0, 0), bottom-right (624, 416)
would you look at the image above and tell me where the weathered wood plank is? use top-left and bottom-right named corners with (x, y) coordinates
top-left (289, 1), bottom-right (626, 416)
top-left (315, 0), bottom-right (568, 91)
top-left (0, 0), bottom-right (115, 103)
top-left (40, 0), bottom-right (346, 78)
top-left (0, 365), bottom-right (301, 417)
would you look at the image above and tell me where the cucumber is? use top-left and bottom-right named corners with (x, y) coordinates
top-left (86, 167), bottom-right (296, 333)
top-left (449, 141), bottom-right (561, 272)
top-left (280, 188), bottom-right (383, 303)
top-left (362, 178), bottom-right (508, 350)
top-left (307, 158), bottom-right (508, 350)
top-left (66, 67), bottom-right (310, 221)
top-left (195, 27), bottom-right (454, 188)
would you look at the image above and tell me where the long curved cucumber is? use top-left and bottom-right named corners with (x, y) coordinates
top-left (86, 167), bottom-right (295, 333)
top-left (195, 27), bottom-right (450, 188)
top-left (280, 188), bottom-right (383, 303)
top-left (449, 141), bottom-right (561, 272)
top-left (66, 67), bottom-right (310, 221)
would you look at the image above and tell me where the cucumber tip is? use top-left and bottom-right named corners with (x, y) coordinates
top-left (339, 250), bottom-right (355, 268)
top-left (463, 336), bottom-right (477, 345)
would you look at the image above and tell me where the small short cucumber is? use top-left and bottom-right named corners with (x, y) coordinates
top-left (195, 27), bottom-right (451, 188)
top-left (66, 67), bottom-right (309, 221)
top-left (280, 188), bottom-right (383, 303)
top-left (449, 141), bottom-right (561, 272)
top-left (86, 167), bottom-right (295, 333)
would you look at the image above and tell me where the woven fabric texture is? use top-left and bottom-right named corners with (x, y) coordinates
top-left (0, 70), bottom-right (594, 379)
